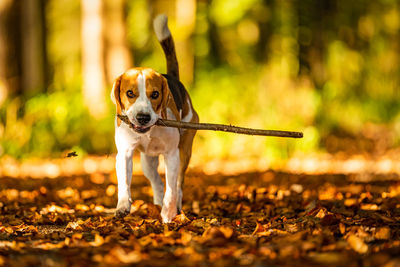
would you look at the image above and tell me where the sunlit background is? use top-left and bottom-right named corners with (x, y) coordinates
top-left (0, 0), bottom-right (399, 171)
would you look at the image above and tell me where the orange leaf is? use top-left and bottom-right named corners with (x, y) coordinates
top-left (142, 203), bottom-right (161, 221)
top-left (375, 227), bottom-right (390, 240)
top-left (252, 222), bottom-right (266, 235)
top-left (65, 221), bottom-right (83, 231)
top-left (173, 212), bottom-right (190, 224)
top-left (71, 233), bottom-right (83, 240)
top-left (179, 231), bottom-right (192, 245)
top-left (347, 235), bottom-right (368, 254)
top-left (108, 246), bottom-right (141, 264)
top-left (89, 234), bottom-right (104, 247)
top-left (219, 226), bottom-right (234, 239)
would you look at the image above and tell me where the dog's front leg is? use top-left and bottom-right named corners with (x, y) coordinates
top-left (161, 148), bottom-right (180, 223)
top-left (115, 147), bottom-right (135, 217)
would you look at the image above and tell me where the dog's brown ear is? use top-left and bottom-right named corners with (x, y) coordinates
top-left (160, 75), bottom-right (181, 120)
top-left (111, 75), bottom-right (123, 126)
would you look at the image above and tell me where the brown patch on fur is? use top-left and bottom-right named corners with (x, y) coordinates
top-left (111, 76), bottom-right (123, 126)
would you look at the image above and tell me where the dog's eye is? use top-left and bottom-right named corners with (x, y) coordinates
top-left (151, 91), bottom-right (159, 100)
top-left (126, 90), bottom-right (135, 98)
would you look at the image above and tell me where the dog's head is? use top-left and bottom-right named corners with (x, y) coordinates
top-left (111, 68), bottom-right (170, 133)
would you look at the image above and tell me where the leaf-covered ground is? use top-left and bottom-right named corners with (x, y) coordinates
top-left (1, 168), bottom-right (400, 266)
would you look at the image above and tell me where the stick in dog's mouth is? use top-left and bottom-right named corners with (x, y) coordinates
top-left (117, 114), bottom-right (304, 138)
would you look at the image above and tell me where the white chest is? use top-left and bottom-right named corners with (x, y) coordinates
top-left (139, 129), bottom-right (178, 155)
top-left (115, 122), bottom-right (180, 156)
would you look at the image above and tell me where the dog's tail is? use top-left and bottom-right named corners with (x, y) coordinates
top-left (153, 14), bottom-right (179, 80)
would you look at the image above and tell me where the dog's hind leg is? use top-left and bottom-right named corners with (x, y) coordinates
top-left (161, 148), bottom-right (180, 223)
top-left (141, 153), bottom-right (164, 207)
top-left (177, 128), bottom-right (197, 213)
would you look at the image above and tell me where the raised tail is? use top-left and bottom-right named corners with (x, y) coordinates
top-left (153, 14), bottom-right (179, 80)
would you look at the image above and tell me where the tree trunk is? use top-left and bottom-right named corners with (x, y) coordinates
top-left (104, 0), bottom-right (132, 84)
top-left (20, 0), bottom-right (47, 96)
top-left (81, 0), bottom-right (107, 118)
top-left (0, 0), bottom-right (22, 102)
top-left (174, 0), bottom-right (196, 85)
top-left (206, 0), bottom-right (223, 67)
top-left (256, 0), bottom-right (273, 63)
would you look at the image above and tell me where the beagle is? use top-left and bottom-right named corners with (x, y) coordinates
top-left (110, 15), bottom-right (199, 223)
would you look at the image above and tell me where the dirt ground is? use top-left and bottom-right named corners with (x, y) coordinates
top-left (1, 168), bottom-right (400, 266)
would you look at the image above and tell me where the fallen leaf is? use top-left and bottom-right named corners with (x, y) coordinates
top-left (89, 234), bottom-right (104, 247)
top-left (315, 208), bottom-right (327, 219)
top-left (173, 212), bottom-right (190, 224)
top-left (375, 227), bottom-right (390, 240)
top-left (252, 222), bottom-right (266, 235)
top-left (219, 226), bottom-right (234, 239)
top-left (108, 246), bottom-right (141, 264)
top-left (339, 223), bottom-right (346, 235)
top-left (65, 221), bottom-right (83, 231)
top-left (347, 235), bottom-right (368, 254)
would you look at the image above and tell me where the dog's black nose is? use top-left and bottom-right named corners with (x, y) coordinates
top-left (136, 113), bottom-right (151, 125)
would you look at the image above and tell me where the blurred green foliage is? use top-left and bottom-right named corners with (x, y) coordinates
top-left (1, 0), bottom-right (400, 161)
top-left (1, 88), bottom-right (115, 159)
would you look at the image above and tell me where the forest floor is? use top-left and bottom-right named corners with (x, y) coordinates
top-left (0, 156), bottom-right (400, 266)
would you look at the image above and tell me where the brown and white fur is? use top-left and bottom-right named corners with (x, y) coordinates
top-left (110, 15), bottom-right (198, 223)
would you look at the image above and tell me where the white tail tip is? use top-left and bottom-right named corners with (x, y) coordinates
top-left (153, 14), bottom-right (171, 41)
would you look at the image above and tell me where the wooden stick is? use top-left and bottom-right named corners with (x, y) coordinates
top-left (117, 114), bottom-right (303, 138)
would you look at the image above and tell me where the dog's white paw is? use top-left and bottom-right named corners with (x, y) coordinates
top-left (115, 198), bottom-right (132, 218)
top-left (161, 205), bottom-right (177, 223)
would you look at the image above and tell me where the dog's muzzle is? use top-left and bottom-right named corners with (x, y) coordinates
top-left (132, 113), bottom-right (153, 133)
top-left (136, 113), bottom-right (151, 125)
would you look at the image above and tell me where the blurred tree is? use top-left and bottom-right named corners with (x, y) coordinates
top-left (175, 0), bottom-right (196, 84)
top-left (81, 0), bottom-right (107, 118)
top-left (255, 0), bottom-right (273, 63)
top-left (206, 1), bottom-right (223, 67)
top-left (297, 0), bottom-right (336, 87)
top-left (20, 0), bottom-right (47, 96)
top-left (0, 0), bottom-right (22, 100)
top-left (193, 0), bottom-right (223, 72)
top-left (104, 0), bottom-right (132, 84)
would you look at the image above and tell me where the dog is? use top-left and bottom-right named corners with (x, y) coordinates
top-left (110, 15), bottom-right (199, 223)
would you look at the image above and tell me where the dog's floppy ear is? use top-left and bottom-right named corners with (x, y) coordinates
top-left (160, 75), bottom-right (170, 118)
top-left (160, 75), bottom-right (181, 120)
top-left (111, 75), bottom-right (123, 126)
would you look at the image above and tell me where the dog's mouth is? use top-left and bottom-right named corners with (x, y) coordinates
top-left (132, 124), bottom-right (152, 133)
top-left (125, 113), bottom-right (156, 134)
